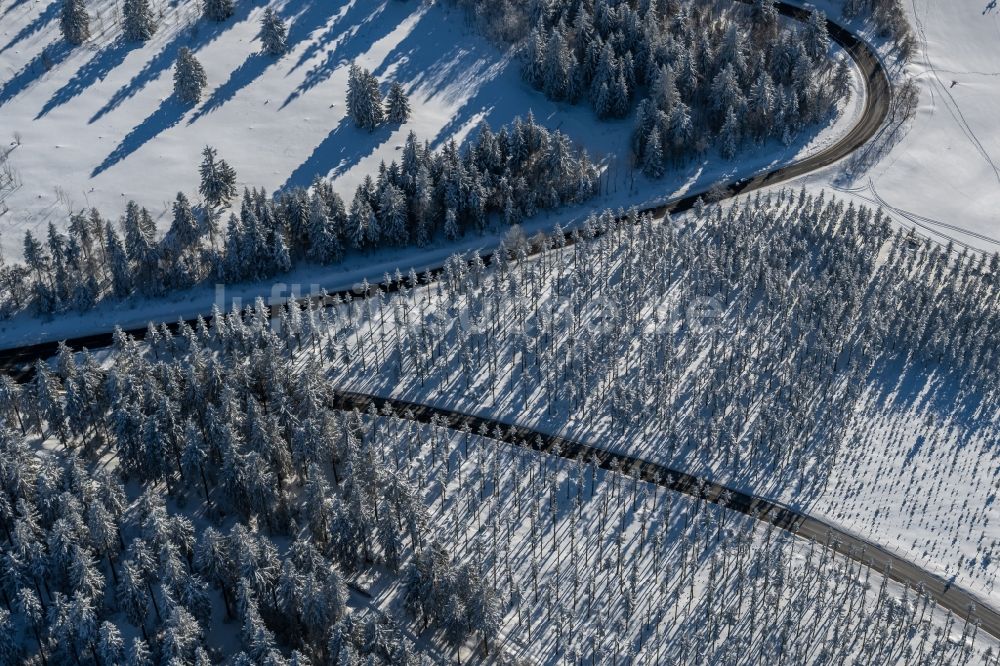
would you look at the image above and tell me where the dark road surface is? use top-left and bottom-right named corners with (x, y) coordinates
top-left (0, 1), bottom-right (891, 378)
top-left (332, 389), bottom-right (1000, 640)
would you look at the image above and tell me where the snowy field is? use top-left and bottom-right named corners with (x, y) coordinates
top-left (800, 0), bottom-right (1000, 253)
top-left (0, 0), bottom-right (863, 267)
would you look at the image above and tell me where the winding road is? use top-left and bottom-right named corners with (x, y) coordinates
top-left (7, 0), bottom-right (991, 646)
top-left (0, 1), bottom-right (891, 378)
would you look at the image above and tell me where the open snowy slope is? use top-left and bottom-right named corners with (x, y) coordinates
top-left (823, 0), bottom-right (1000, 252)
top-left (0, 0), bottom-right (863, 262)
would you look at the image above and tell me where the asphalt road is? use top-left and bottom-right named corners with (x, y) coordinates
top-left (0, 1), bottom-right (892, 378)
top-left (332, 389), bottom-right (1000, 640)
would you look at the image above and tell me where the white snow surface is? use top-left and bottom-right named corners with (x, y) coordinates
top-left (802, 0), bottom-right (1000, 253)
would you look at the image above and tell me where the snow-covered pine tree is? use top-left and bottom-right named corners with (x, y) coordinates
top-left (444, 208), bottom-right (459, 241)
top-left (105, 227), bottom-right (133, 299)
top-left (307, 193), bottom-right (342, 264)
top-left (174, 47), bottom-right (208, 104)
top-left (60, 0), bottom-right (90, 45)
top-left (168, 192), bottom-right (201, 251)
top-left (203, 0), bottom-right (234, 22)
top-left (122, 0), bottom-right (157, 42)
top-left (97, 622), bottom-right (124, 666)
top-left (346, 64), bottom-right (364, 129)
top-left (347, 188), bottom-right (370, 249)
top-left (542, 28), bottom-right (572, 101)
top-left (199, 146), bottom-right (238, 208)
top-left (378, 183), bottom-right (408, 246)
top-left (125, 638), bottom-right (151, 666)
top-left (805, 8), bottom-right (831, 60)
top-left (346, 64), bottom-right (384, 131)
top-left (641, 127), bottom-right (665, 178)
top-left (259, 8), bottom-right (288, 56)
top-left (363, 72), bottom-right (385, 129)
top-left (719, 106), bottom-right (741, 159)
top-left (385, 81), bottom-right (410, 123)
top-left (271, 232), bottom-right (291, 274)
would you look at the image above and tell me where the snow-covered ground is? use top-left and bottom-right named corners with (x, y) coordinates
top-left (801, 0), bottom-right (1000, 253)
top-left (358, 414), bottom-right (1000, 664)
top-left (0, 0), bottom-right (863, 269)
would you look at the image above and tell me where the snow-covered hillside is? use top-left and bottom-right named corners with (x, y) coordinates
top-left (0, 0), bottom-right (863, 262)
top-left (825, 0), bottom-right (1000, 252)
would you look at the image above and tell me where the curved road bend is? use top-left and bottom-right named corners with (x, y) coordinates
top-left (0, 2), bottom-right (892, 379)
top-left (331, 389), bottom-right (1000, 640)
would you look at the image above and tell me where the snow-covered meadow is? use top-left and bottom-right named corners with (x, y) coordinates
top-left (799, 0), bottom-right (1000, 253)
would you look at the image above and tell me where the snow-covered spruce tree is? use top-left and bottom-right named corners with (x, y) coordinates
top-left (202, 0), bottom-right (234, 22)
top-left (719, 106), bottom-right (741, 159)
top-left (60, 0), bottom-right (90, 45)
top-left (105, 227), bottom-right (132, 299)
top-left (259, 8), bottom-right (288, 56)
top-left (443, 208), bottom-right (459, 241)
top-left (122, 0), bottom-right (157, 42)
top-left (307, 193), bottom-right (342, 264)
top-left (174, 47), bottom-right (207, 104)
top-left (346, 63), bottom-right (384, 131)
top-left (385, 81), bottom-right (410, 123)
top-left (199, 146), bottom-right (237, 208)
top-left (168, 192), bottom-right (201, 251)
top-left (641, 126), bottom-right (665, 178)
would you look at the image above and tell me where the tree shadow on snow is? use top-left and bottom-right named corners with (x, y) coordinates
top-left (187, 0), bottom-right (349, 123)
top-left (91, 97), bottom-right (187, 177)
top-left (369, 5), bottom-right (524, 146)
top-left (88, 0), bottom-right (269, 125)
top-left (279, 0), bottom-right (401, 110)
top-left (36, 38), bottom-right (140, 119)
top-left (187, 52), bottom-right (272, 123)
top-left (1, 0), bottom-right (35, 19)
top-left (279, 115), bottom-right (394, 192)
top-left (282, 0), bottom-right (358, 75)
top-left (0, 41), bottom-right (72, 108)
top-left (0, 0), bottom-right (59, 54)
top-left (279, 3), bottom-right (522, 194)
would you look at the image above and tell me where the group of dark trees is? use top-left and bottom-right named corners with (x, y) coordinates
top-left (843, 0), bottom-right (916, 57)
top-left (459, 0), bottom-right (845, 177)
top-left (0, 115), bottom-right (599, 317)
top-left (0, 299), bottom-right (507, 663)
top-left (346, 65), bottom-right (411, 131)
